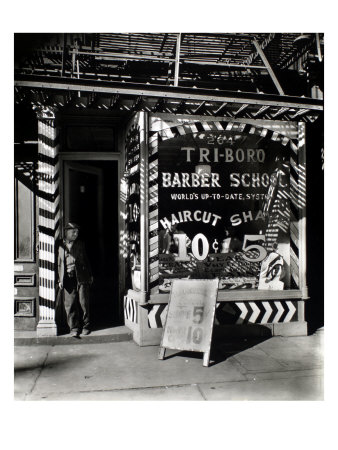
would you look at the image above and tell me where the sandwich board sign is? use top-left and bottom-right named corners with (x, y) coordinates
top-left (158, 278), bottom-right (219, 367)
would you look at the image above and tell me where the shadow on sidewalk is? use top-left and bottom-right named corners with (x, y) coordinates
top-left (162, 331), bottom-right (272, 367)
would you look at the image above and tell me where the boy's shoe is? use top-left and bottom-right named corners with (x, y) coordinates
top-left (71, 330), bottom-right (80, 338)
top-left (82, 329), bottom-right (91, 335)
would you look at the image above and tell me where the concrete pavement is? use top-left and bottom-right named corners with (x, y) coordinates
top-left (14, 330), bottom-right (324, 401)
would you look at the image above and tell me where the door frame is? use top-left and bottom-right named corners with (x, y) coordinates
top-left (60, 152), bottom-right (124, 323)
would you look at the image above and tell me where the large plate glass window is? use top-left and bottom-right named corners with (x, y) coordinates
top-left (158, 124), bottom-right (294, 292)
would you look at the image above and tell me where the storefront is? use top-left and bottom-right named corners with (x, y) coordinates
top-left (123, 111), bottom-right (310, 345)
top-left (14, 104), bottom-right (314, 342)
top-left (14, 33), bottom-right (323, 342)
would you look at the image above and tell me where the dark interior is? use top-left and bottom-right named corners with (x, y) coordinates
top-left (62, 160), bottom-right (120, 332)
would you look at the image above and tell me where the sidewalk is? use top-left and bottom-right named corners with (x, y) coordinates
top-left (14, 330), bottom-right (324, 401)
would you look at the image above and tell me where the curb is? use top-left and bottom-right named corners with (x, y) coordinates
top-left (14, 329), bottom-right (133, 346)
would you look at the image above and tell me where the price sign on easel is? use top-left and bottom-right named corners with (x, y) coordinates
top-left (158, 279), bottom-right (218, 367)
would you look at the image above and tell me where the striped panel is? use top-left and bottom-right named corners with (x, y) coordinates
top-left (215, 300), bottom-right (298, 325)
top-left (124, 296), bottom-right (138, 323)
top-left (37, 119), bottom-right (60, 324)
top-left (150, 118), bottom-right (297, 142)
top-left (147, 300), bottom-right (297, 328)
top-left (147, 304), bottom-right (168, 328)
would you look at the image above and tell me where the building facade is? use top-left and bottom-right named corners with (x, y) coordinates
top-left (14, 33), bottom-right (324, 343)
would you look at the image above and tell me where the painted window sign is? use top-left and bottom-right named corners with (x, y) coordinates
top-left (158, 128), bottom-right (292, 292)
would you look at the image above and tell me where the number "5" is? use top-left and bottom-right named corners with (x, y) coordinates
top-left (193, 306), bottom-right (204, 324)
top-left (242, 234), bottom-right (267, 262)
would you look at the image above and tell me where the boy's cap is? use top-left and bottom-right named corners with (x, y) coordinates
top-left (64, 222), bottom-right (80, 231)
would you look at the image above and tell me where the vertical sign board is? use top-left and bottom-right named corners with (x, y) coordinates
top-left (159, 278), bottom-right (218, 367)
top-left (125, 115), bottom-right (141, 290)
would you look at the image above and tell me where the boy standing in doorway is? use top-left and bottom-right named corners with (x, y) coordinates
top-left (57, 223), bottom-right (93, 338)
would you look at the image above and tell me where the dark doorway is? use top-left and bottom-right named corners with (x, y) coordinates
top-left (63, 160), bottom-right (120, 331)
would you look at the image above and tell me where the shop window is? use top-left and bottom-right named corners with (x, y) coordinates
top-left (155, 121), bottom-right (300, 293)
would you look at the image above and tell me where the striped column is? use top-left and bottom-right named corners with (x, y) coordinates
top-left (140, 111), bottom-right (149, 298)
top-left (288, 135), bottom-right (306, 290)
top-left (297, 122), bottom-right (307, 300)
top-left (149, 131), bottom-right (160, 293)
top-left (36, 109), bottom-right (60, 336)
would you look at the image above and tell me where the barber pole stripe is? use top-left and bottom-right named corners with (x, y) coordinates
top-left (148, 132), bottom-right (159, 292)
top-left (149, 248), bottom-right (158, 258)
top-left (215, 121), bottom-right (225, 131)
top-left (37, 118), bottom-right (60, 325)
top-left (285, 301), bottom-right (297, 322)
top-left (176, 125), bottom-right (186, 135)
top-left (149, 209), bottom-right (158, 220)
top-left (201, 122), bottom-right (212, 131)
top-left (248, 301), bottom-right (260, 323)
top-left (150, 268), bottom-right (159, 278)
top-left (152, 118), bottom-right (297, 142)
top-left (150, 244), bottom-right (158, 254)
top-left (261, 301), bottom-right (273, 323)
top-left (149, 221), bottom-right (159, 233)
top-left (188, 123), bottom-right (198, 133)
top-left (161, 128), bottom-right (175, 140)
top-left (149, 193), bottom-right (158, 207)
top-left (237, 122), bottom-right (246, 132)
top-left (290, 247), bottom-right (299, 287)
top-left (288, 135), bottom-right (304, 288)
top-left (149, 235), bottom-right (158, 246)
top-left (236, 302), bottom-right (248, 324)
top-left (149, 258), bottom-right (159, 269)
top-left (273, 301), bottom-right (284, 323)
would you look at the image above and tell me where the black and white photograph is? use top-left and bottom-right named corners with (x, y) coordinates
top-left (13, 30), bottom-right (324, 402)
top-left (4, 3), bottom-right (335, 447)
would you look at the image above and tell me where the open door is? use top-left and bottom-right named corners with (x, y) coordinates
top-left (62, 160), bottom-right (120, 331)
